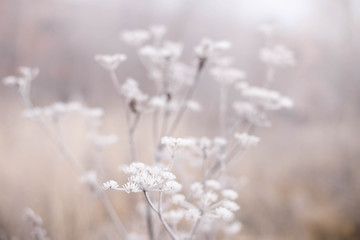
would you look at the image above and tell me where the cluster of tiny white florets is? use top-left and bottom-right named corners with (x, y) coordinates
top-left (241, 86), bottom-right (293, 110)
top-left (233, 101), bottom-right (270, 126)
top-left (162, 180), bottom-right (241, 235)
top-left (194, 38), bottom-right (232, 60)
top-left (103, 162), bottom-right (182, 193)
top-left (2, 22), bottom-right (297, 240)
top-left (187, 137), bottom-right (227, 158)
top-left (3, 67), bottom-right (39, 98)
top-left (121, 78), bottom-right (149, 104)
top-left (234, 132), bottom-right (260, 148)
top-left (161, 136), bottom-right (196, 155)
top-left (94, 54), bottom-right (127, 71)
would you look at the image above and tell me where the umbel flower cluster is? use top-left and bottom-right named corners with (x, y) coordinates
top-left (4, 24), bottom-right (295, 240)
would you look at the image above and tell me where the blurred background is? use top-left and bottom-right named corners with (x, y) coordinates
top-left (1, 0), bottom-right (360, 239)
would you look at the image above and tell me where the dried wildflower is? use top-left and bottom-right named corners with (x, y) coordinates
top-left (121, 78), bottom-right (148, 103)
top-left (161, 136), bottom-right (195, 154)
top-left (185, 208), bottom-right (201, 222)
top-left (233, 101), bottom-right (270, 126)
top-left (205, 180), bottom-right (221, 190)
top-left (234, 132), bottom-right (260, 148)
top-left (215, 207), bottom-right (234, 221)
top-left (201, 191), bottom-right (218, 207)
top-left (95, 54), bottom-right (127, 71)
top-left (106, 162), bottom-right (182, 193)
top-left (3, 67), bottom-right (39, 98)
top-left (221, 189), bottom-right (239, 200)
top-left (194, 38), bottom-right (231, 60)
top-left (242, 86), bottom-right (294, 110)
top-left (103, 180), bottom-right (120, 190)
top-left (222, 200), bottom-right (240, 211)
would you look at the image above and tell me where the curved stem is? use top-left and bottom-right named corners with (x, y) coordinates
top-left (143, 191), bottom-right (178, 240)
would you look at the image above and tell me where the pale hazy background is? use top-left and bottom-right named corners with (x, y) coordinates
top-left (1, 0), bottom-right (360, 240)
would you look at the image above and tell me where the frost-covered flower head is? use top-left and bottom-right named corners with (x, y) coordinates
top-left (121, 78), bottom-right (148, 112)
top-left (234, 132), bottom-right (260, 148)
top-left (187, 137), bottom-right (227, 158)
top-left (161, 136), bottom-right (196, 155)
top-left (259, 45), bottom-right (295, 66)
top-left (242, 86), bottom-right (294, 110)
top-left (104, 162), bottom-right (182, 193)
top-left (194, 38), bottom-right (232, 60)
top-left (233, 101), bottom-right (270, 126)
top-left (3, 66), bottom-right (39, 98)
top-left (211, 66), bottom-right (246, 85)
top-left (188, 181), bottom-right (241, 224)
top-left (95, 54), bottom-right (127, 71)
top-left (121, 29), bottom-right (150, 46)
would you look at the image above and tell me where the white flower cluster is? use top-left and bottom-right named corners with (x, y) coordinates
top-left (194, 39), bottom-right (232, 60)
top-left (259, 45), bottom-right (295, 66)
top-left (121, 78), bottom-right (149, 111)
top-left (161, 136), bottom-right (196, 154)
top-left (3, 67), bottom-right (39, 98)
top-left (166, 180), bottom-right (241, 229)
top-left (233, 101), bottom-right (270, 126)
top-left (242, 86), bottom-right (293, 110)
top-left (95, 54), bottom-right (127, 71)
top-left (103, 162), bottom-right (182, 193)
top-left (234, 132), bottom-right (260, 148)
top-left (187, 137), bottom-right (227, 158)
